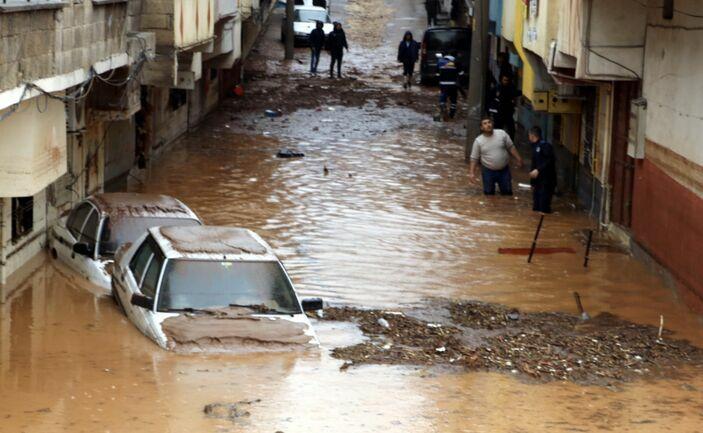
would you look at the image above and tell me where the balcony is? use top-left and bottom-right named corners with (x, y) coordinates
top-left (554, 0), bottom-right (646, 80)
top-left (141, 0), bottom-right (215, 51)
top-left (0, 0), bottom-right (64, 13)
top-left (140, 0), bottom-right (215, 88)
top-left (0, 97), bottom-right (67, 197)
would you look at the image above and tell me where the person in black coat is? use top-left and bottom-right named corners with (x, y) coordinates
top-left (308, 21), bottom-right (326, 74)
top-left (487, 73), bottom-right (521, 139)
top-left (528, 126), bottom-right (557, 214)
top-left (425, 0), bottom-right (439, 25)
top-left (397, 31), bottom-right (420, 89)
top-left (326, 22), bottom-right (348, 78)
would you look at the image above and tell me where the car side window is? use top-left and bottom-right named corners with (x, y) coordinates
top-left (140, 254), bottom-right (164, 299)
top-left (79, 210), bottom-right (100, 247)
top-left (67, 203), bottom-right (92, 239)
top-left (129, 238), bottom-right (155, 285)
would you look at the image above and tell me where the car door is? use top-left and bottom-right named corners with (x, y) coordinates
top-left (54, 202), bottom-right (94, 274)
top-left (123, 237), bottom-right (164, 341)
top-left (66, 207), bottom-right (101, 281)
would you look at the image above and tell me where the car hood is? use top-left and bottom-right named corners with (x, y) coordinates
top-left (158, 306), bottom-right (319, 353)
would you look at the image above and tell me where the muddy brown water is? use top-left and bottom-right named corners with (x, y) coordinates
top-left (2, 1), bottom-right (703, 433)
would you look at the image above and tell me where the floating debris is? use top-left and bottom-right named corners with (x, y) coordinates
top-left (320, 301), bottom-right (703, 386)
top-left (276, 149), bottom-right (305, 158)
top-left (203, 399), bottom-right (261, 422)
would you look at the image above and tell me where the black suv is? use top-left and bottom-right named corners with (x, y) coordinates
top-left (419, 27), bottom-right (471, 85)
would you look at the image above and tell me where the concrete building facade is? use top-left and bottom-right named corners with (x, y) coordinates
top-left (0, 0), bottom-right (270, 297)
top-left (490, 0), bottom-right (703, 308)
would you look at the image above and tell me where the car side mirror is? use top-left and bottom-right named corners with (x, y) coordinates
top-left (131, 293), bottom-right (155, 310)
top-left (301, 297), bottom-right (324, 312)
top-left (73, 242), bottom-right (93, 257)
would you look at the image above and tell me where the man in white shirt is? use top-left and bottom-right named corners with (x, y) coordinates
top-left (469, 116), bottom-right (524, 195)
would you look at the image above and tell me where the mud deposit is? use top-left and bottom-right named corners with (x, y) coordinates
top-left (162, 307), bottom-right (314, 353)
top-left (323, 301), bottom-right (703, 386)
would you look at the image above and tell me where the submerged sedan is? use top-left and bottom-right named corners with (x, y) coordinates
top-left (112, 225), bottom-right (322, 352)
top-left (50, 193), bottom-right (201, 293)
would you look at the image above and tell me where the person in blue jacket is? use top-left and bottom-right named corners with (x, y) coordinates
top-left (437, 53), bottom-right (465, 119)
top-left (528, 126), bottom-right (557, 213)
top-left (397, 31), bottom-right (420, 89)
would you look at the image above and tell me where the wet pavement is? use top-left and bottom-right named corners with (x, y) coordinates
top-left (2, 0), bottom-right (703, 431)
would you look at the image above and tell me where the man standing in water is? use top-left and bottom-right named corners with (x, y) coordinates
top-left (469, 116), bottom-right (524, 195)
top-left (397, 31), bottom-right (420, 89)
top-left (528, 126), bottom-right (557, 213)
top-left (327, 22), bottom-right (349, 78)
top-left (308, 21), bottom-right (326, 75)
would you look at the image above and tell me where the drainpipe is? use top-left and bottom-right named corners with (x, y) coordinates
top-left (598, 82), bottom-right (617, 230)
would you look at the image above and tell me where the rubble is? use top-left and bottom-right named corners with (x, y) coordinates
top-left (321, 301), bottom-right (703, 386)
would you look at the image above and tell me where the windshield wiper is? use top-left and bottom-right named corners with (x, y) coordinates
top-left (228, 303), bottom-right (298, 315)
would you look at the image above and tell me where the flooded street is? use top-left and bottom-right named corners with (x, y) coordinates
top-left (1, 0), bottom-right (702, 431)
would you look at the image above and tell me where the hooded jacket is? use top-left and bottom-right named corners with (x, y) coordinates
top-left (397, 32), bottom-right (420, 64)
top-left (326, 25), bottom-right (348, 56)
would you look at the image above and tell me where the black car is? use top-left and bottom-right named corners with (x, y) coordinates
top-left (420, 27), bottom-right (471, 85)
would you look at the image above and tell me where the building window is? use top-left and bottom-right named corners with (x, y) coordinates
top-left (11, 197), bottom-right (34, 243)
top-left (168, 89), bottom-right (187, 111)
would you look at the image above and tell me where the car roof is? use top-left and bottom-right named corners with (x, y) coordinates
top-left (425, 26), bottom-right (471, 32)
top-left (88, 193), bottom-right (200, 221)
top-left (295, 5), bottom-right (327, 11)
top-left (149, 225), bottom-right (279, 261)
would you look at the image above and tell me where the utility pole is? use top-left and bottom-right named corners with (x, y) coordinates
top-left (465, 0), bottom-right (489, 161)
top-left (285, 0), bottom-right (295, 60)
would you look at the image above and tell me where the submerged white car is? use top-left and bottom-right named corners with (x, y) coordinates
top-left (112, 225), bottom-right (321, 352)
top-left (50, 193), bottom-right (201, 293)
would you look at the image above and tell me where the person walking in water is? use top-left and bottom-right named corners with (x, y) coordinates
top-left (469, 116), bottom-right (524, 195)
top-left (326, 22), bottom-right (348, 78)
top-left (425, 0), bottom-right (439, 26)
top-left (528, 126), bottom-right (557, 213)
top-left (397, 31), bottom-right (420, 89)
top-left (437, 53), bottom-right (465, 119)
top-left (308, 21), bottom-right (326, 75)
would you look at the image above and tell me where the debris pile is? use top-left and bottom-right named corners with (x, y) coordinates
top-left (322, 301), bottom-right (703, 385)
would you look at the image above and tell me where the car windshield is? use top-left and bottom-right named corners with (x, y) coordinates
top-left (99, 217), bottom-right (200, 257)
top-left (425, 30), bottom-right (470, 52)
top-left (295, 9), bottom-right (328, 23)
top-left (157, 260), bottom-right (302, 315)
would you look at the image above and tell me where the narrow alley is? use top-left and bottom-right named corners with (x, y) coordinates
top-left (1, 0), bottom-right (702, 432)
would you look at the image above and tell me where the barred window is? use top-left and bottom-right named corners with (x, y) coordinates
top-left (11, 197), bottom-right (33, 243)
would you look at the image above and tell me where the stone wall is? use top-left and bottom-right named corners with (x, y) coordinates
top-left (0, 2), bottom-right (127, 92)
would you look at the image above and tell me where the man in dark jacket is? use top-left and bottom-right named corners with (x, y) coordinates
top-left (528, 126), bottom-right (557, 214)
top-left (326, 22), bottom-right (348, 78)
top-left (425, 0), bottom-right (439, 25)
top-left (488, 73), bottom-right (521, 139)
top-left (308, 21), bottom-right (326, 74)
top-left (397, 31), bottom-right (420, 89)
